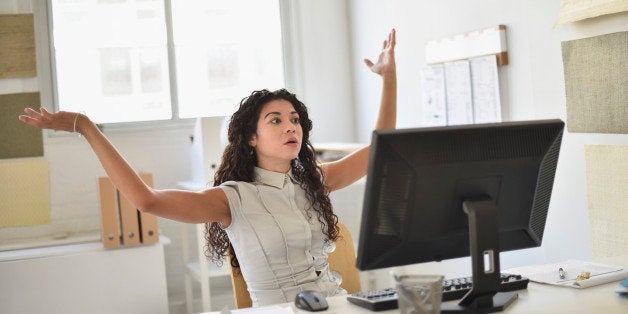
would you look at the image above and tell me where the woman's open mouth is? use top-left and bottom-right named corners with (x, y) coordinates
top-left (285, 138), bottom-right (299, 146)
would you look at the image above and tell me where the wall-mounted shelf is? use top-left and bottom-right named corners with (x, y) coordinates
top-left (425, 25), bottom-right (508, 66)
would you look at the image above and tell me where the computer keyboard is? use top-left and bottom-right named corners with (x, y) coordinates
top-left (347, 273), bottom-right (529, 311)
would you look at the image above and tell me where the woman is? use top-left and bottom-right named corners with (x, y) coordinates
top-left (19, 29), bottom-right (396, 306)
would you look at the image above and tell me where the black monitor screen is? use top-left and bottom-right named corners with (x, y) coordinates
top-left (356, 119), bottom-right (564, 271)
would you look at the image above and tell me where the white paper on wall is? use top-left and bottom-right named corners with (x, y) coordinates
top-left (470, 55), bottom-right (502, 123)
top-left (444, 60), bottom-right (473, 125)
top-left (420, 64), bottom-right (447, 127)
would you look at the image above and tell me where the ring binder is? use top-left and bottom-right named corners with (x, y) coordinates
top-left (98, 177), bottom-right (121, 249)
top-left (98, 172), bottom-right (160, 248)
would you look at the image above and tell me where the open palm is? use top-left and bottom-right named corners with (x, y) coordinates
top-left (364, 29), bottom-right (396, 76)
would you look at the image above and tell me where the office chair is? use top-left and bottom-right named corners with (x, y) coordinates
top-left (229, 221), bottom-right (361, 308)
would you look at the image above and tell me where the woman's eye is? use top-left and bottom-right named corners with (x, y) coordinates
top-left (271, 118), bottom-right (280, 124)
top-left (291, 117), bottom-right (300, 124)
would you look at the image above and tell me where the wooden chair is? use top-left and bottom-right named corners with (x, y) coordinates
top-left (327, 221), bottom-right (362, 294)
top-left (229, 255), bottom-right (252, 309)
top-left (229, 221), bottom-right (361, 308)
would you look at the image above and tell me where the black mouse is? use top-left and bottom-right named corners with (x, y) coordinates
top-left (294, 290), bottom-right (329, 312)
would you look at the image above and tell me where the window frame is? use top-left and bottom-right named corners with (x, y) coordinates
top-left (44, 0), bottom-right (299, 133)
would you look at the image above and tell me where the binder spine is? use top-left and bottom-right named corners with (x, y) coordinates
top-left (98, 177), bottom-right (121, 248)
top-left (138, 173), bottom-right (160, 244)
top-left (118, 191), bottom-right (141, 246)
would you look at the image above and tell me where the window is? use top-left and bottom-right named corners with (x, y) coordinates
top-left (50, 0), bottom-right (285, 124)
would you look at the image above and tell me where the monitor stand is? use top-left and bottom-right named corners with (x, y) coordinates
top-left (441, 200), bottom-right (517, 313)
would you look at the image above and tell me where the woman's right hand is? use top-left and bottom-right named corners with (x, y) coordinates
top-left (363, 28), bottom-right (396, 78)
top-left (19, 107), bottom-right (88, 134)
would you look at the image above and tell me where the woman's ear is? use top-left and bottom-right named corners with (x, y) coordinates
top-left (249, 134), bottom-right (257, 148)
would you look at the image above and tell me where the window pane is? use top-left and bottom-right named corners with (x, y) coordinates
top-left (100, 47), bottom-right (133, 96)
top-left (172, 0), bottom-right (285, 118)
top-left (51, 0), bottom-right (171, 123)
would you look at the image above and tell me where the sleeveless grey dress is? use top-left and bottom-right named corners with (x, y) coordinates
top-left (219, 167), bottom-right (346, 306)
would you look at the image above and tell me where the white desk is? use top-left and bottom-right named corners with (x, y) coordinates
top-left (206, 255), bottom-right (628, 313)
top-left (206, 281), bottom-right (626, 313)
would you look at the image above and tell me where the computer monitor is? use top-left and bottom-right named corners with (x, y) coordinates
top-left (356, 119), bottom-right (564, 312)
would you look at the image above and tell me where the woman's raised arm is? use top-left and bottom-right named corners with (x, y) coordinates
top-left (322, 28), bottom-right (397, 191)
top-left (19, 108), bottom-right (230, 225)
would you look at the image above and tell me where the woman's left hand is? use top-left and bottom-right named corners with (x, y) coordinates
top-left (364, 28), bottom-right (396, 77)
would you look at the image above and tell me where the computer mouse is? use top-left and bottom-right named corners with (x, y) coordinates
top-left (294, 290), bottom-right (329, 312)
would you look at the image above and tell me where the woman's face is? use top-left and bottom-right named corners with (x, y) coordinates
top-left (249, 99), bottom-right (303, 173)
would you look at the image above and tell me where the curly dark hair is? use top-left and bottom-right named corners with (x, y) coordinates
top-left (204, 89), bottom-right (339, 268)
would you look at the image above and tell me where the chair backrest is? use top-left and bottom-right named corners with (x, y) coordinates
top-left (327, 221), bottom-right (362, 294)
top-left (229, 221), bottom-right (361, 308)
top-left (228, 256), bottom-right (252, 309)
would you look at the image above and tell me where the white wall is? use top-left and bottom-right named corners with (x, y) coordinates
top-left (284, 0), bottom-right (356, 143)
top-left (348, 0), bottom-right (628, 284)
